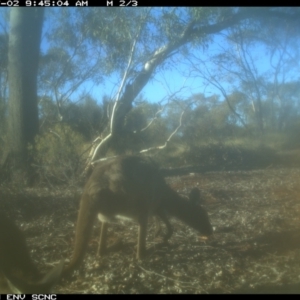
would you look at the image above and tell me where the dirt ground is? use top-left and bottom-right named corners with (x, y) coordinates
top-left (1, 166), bottom-right (300, 294)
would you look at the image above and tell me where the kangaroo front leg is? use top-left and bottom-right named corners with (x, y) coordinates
top-left (137, 216), bottom-right (147, 260)
top-left (154, 216), bottom-right (162, 237)
top-left (97, 221), bottom-right (108, 256)
top-left (156, 210), bottom-right (173, 242)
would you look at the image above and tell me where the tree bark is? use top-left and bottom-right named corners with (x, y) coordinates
top-left (2, 8), bottom-right (44, 183)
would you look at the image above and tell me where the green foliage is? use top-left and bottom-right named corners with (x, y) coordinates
top-left (38, 95), bottom-right (106, 141)
top-left (39, 47), bottom-right (76, 85)
top-left (185, 141), bottom-right (278, 169)
top-left (61, 96), bottom-right (106, 140)
top-left (30, 124), bottom-right (88, 185)
top-left (2, 7), bottom-right (300, 175)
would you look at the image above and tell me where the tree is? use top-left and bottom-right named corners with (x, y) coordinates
top-left (2, 8), bottom-right (300, 182)
top-left (86, 8), bottom-right (300, 163)
top-left (1, 8), bottom-right (44, 182)
top-left (183, 8), bottom-right (300, 136)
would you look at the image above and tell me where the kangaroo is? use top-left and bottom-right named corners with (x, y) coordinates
top-left (0, 212), bottom-right (63, 294)
top-left (189, 187), bottom-right (205, 205)
top-left (64, 155), bottom-right (213, 274)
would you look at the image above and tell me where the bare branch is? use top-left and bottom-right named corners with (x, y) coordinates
top-left (110, 19), bottom-right (142, 135)
top-left (137, 107), bottom-right (164, 133)
top-left (140, 109), bottom-right (185, 154)
top-left (87, 10), bottom-right (152, 165)
top-left (87, 8), bottom-right (300, 163)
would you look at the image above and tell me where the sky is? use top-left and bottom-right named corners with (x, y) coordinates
top-left (0, 7), bottom-right (298, 107)
top-left (81, 35), bottom-right (275, 106)
top-left (37, 8), bottom-right (236, 104)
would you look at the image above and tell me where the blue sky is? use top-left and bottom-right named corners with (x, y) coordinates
top-left (79, 35), bottom-right (275, 106)
top-left (1, 7), bottom-right (298, 107)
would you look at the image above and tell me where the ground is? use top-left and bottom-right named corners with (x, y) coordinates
top-left (1, 166), bottom-right (300, 294)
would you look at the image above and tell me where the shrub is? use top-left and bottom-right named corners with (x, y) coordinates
top-left (30, 124), bottom-right (88, 185)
